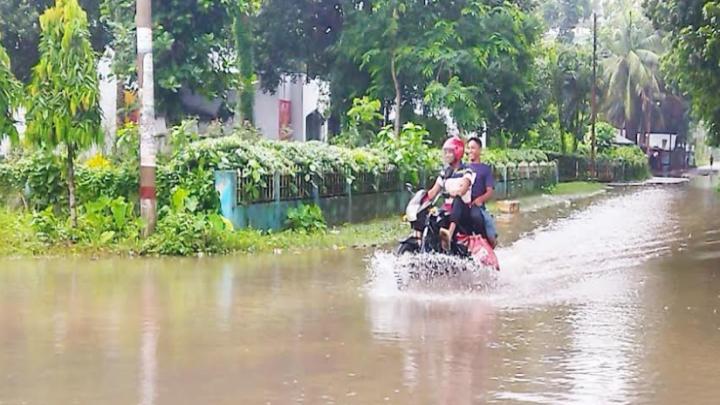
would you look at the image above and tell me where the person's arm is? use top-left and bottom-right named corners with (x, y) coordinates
top-left (426, 177), bottom-right (442, 200)
top-left (473, 168), bottom-right (495, 206)
top-left (473, 187), bottom-right (494, 206)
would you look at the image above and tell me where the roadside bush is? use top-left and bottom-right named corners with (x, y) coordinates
top-left (0, 152), bottom-right (65, 210)
top-left (601, 145), bottom-right (647, 166)
top-left (30, 207), bottom-right (66, 245)
top-left (285, 204), bottom-right (327, 234)
top-left (76, 164), bottom-right (138, 205)
top-left (141, 188), bottom-right (234, 256)
top-left (74, 196), bottom-right (142, 246)
top-left (0, 152), bottom-right (138, 211)
top-left (483, 149), bottom-right (549, 166)
top-left (0, 208), bottom-right (40, 255)
top-left (29, 196), bottom-right (142, 248)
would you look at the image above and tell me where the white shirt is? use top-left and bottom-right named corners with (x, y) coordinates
top-left (435, 166), bottom-right (475, 204)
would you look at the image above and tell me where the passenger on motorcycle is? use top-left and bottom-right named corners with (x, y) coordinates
top-left (425, 136), bottom-right (476, 252)
top-left (466, 137), bottom-right (498, 248)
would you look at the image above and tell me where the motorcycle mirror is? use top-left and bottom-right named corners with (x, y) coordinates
top-left (405, 183), bottom-right (414, 193)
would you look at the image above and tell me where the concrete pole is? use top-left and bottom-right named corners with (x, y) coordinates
top-left (137, 0), bottom-right (157, 235)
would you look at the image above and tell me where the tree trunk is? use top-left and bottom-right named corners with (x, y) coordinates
top-left (572, 110), bottom-right (580, 152)
top-left (391, 54), bottom-right (401, 138)
top-left (625, 117), bottom-right (639, 143)
top-left (645, 99), bottom-right (653, 157)
top-left (67, 145), bottom-right (77, 228)
top-left (236, 12), bottom-right (254, 124)
top-left (557, 102), bottom-right (566, 153)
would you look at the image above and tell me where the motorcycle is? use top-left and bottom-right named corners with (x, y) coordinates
top-left (396, 184), bottom-right (500, 272)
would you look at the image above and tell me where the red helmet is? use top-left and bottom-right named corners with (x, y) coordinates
top-left (442, 136), bottom-right (465, 164)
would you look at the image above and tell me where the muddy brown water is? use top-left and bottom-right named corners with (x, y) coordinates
top-left (1, 177), bottom-right (719, 405)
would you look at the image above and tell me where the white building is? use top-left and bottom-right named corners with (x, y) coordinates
top-left (253, 75), bottom-right (329, 142)
top-left (2, 57), bottom-right (331, 157)
top-left (100, 71), bottom-right (330, 143)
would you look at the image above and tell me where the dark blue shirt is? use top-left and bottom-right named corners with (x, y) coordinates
top-left (468, 163), bottom-right (495, 201)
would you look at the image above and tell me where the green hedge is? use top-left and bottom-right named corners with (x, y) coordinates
top-left (0, 126), bottom-right (557, 214)
top-left (549, 146), bottom-right (650, 182)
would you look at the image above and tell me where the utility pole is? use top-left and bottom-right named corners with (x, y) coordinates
top-left (591, 12), bottom-right (598, 178)
top-left (137, 0), bottom-right (157, 236)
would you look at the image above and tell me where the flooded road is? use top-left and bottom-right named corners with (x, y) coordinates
top-left (1, 177), bottom-right (719, 404)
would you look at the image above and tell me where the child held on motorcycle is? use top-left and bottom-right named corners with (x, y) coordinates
top-left (425, 136), bottom-right (476, 251)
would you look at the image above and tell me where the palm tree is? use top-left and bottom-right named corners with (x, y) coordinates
top-left (601, 10), bottom-right (664, 145)
top-left (547, 43), bottom-right (592, 153)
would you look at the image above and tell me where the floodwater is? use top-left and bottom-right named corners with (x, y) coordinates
top-left (1, 177), bottom-right (719, 405)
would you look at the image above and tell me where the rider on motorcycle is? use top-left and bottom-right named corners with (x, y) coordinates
top-left (425, 136), bottom-right (476, 252)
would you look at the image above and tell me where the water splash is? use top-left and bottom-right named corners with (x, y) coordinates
top-left (366, 251), bottom-right (498, 297)
top-left (367, 188), bottom-right (682, 307)
top-left (488, 187), bottom-right (682, 307)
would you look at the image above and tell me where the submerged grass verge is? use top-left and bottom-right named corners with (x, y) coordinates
top-left (0, 182), bottom-right (606, 258)
top-left (0, 206), bottom-right (407, 258)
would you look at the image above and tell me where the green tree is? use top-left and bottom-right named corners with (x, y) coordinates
top-left (336, 1), bottom-right (541, 144)
top-left (251, 0), bottom-right (543, 143)
top-left (540, 0), bottom-right (592, 43)
top-left (0, 0), bottom-right (107, 83)
top-left (232, 0), bottom-right (261, 124)
top-left (99, 0), bottom-right (135, 82)
top-left (253, 0), bottom-right (344, 92)
top-left (25, 0), bottom-right (102, 226)
top-left (0, 39), bottom-right (22, 143)
top-left (600, 10), bottom-right (663, 143)
top-left (553, 44), bottom-right (592, 152)
top-left (340, 0), bottom-right (412, 137)
top-left (644, 0), bottom-right (720, 146)
top-left (99, 0), bottom-right (238, 123)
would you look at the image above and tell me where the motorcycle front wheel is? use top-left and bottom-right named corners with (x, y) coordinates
top-left (396, 241), bottom-right (419, 255)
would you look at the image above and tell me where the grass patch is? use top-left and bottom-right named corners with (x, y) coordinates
top-left (225, 217), bottom-right (406, 254)
top-left (545, 181), bottom-right (605, 196)
top-left (0, 208), bottom-right (407, 258)
top-left (0, 208), bottom-right (43, 256)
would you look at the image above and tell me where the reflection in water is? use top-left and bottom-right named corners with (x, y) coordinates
top-left (369, 297), bottom-right (495, 404)
top-left (217, 264), bottom-right (235, 331)
top-left (0, 185), bottom-right (719, 404)
top-left (139, 275), bottom-right (158, 405)
top-left (53, 311), bottom-right (67, 354)
top-left (565, 300), bottom-right (640, 404)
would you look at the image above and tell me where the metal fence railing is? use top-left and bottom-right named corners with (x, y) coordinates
top-left (235, 163), bottom-right (560, 205)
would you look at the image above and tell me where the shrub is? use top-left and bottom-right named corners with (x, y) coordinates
top-left (29, 196), bottom-right (142, 248)
top-left (0, 208), bottom-right (40, 255)
top-left (483, 149), bottom-right (549, 166)
top-left (285, 204), bottom-right (327, 234)
top-left (601, 145), bottom-right (647, 166)
top-left (31, 207), bottom-right (68, 245)
top-left (73, 196), bottom-right (142, 246)
top-left (0, 152), bottom-right (65, 210)
top-left (141, 188), bottom-right (234, 256)
top-left (1, 122), bottom-right (561, 217)
top-left (374, 123), bottom-right (438, 184)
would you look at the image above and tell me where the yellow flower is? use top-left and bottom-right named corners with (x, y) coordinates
top-left (85, 154), bottom-right (111, 170)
